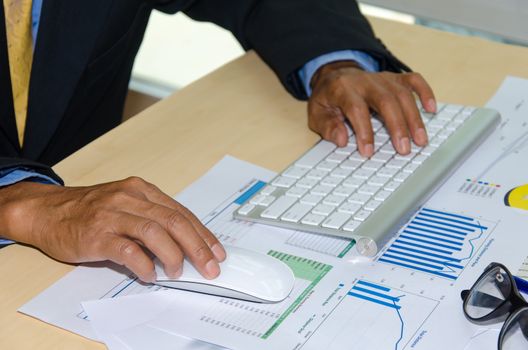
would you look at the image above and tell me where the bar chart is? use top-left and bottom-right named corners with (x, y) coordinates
top-left (378, 208), bottom-right (494, 280)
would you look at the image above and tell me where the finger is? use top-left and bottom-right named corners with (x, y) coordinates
top-left (116, 213), bottom-right (185, 279)
top-left (339, 92), bottom-right (375, 157)
top-left (114, 177), bottom-right (226, 263)
top-left (367, 86), bottom-right (411, 155)
top-left (393, 86), bottom-right (428, 147)
top-left (137, 183), bottom-right (226, 262)
top-left (307, 100), bottom-right (349, 147)
top-left (402, 73), bottom-right (436, 113)
top-left (119, 198), bottom-right (220, 279)
top-left (101, 235), bottom-right (157, 283)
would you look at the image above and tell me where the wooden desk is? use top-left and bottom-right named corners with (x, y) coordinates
top-left (1, 17), bottom-right (528, 349)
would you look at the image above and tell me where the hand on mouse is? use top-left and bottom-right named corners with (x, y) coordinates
top-left (307, 61), bottom-right (437, 157)
top-left (0, 177), bottom-right (226, 282)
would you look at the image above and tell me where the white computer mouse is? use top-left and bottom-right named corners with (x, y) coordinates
top-left (153, 245), bottom-right (295, 303)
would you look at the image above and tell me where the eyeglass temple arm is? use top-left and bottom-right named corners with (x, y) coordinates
top-left (514, 276), bottom-right (528, 294)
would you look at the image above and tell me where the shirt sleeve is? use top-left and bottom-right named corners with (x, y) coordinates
top-left (0, 168), bottom-right (60, 247)
top-left (298, 50), bottom-right (380, 96)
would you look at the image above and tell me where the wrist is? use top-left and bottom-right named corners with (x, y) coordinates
top-left (310, 60), bottom-right (363, 92)
top-left (0, 182), bottom-right (48, 245)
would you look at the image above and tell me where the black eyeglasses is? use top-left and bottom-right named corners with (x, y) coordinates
top-left (461, 262), bottom-right (528, 350)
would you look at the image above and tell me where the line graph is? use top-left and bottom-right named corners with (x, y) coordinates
top-left (303, 280), bottom-right (438, 350)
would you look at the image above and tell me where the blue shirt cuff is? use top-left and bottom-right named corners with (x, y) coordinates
top-left (0, 168), bottom-right (60, 187)
top-left (298, 50), bottom-right (380, 96)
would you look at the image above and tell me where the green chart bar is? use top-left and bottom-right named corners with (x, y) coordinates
top-left (262, 250), bottom-right (333, 339)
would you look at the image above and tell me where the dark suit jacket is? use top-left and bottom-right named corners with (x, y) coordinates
top-left (0, 0), bottom-right (408, 183)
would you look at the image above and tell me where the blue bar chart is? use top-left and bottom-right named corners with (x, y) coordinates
top-left (378, 208), bottom-right (494, 280)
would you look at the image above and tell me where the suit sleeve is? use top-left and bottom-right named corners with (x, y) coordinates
top-left (155, 0), bottom-right (410, 100)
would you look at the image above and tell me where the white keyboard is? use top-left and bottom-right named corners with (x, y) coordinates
top-left (234, 103), bottom-right (500, 256)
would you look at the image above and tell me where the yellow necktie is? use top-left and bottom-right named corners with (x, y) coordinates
top-left (3, 0), bottom-right (33, 147)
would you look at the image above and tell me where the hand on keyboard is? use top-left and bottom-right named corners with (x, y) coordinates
top-left (307, 61), bottom-right (436, 157)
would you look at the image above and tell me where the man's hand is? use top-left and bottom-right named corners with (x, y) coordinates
top-left (0, 177), bottom-right (226, 283)
top-left (308, 61), bottom-right (437, 157)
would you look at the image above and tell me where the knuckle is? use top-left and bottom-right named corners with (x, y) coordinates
top-left (122, 176), bottom-right (146, 189)
top-left (137, 220), bottom-right (161, 240)
top-left (166, 212), bottom-right (186, 231)
top-left (117, 240), bottom-right (141, 260)
top-left (192, 244), bottom-right (210, 261)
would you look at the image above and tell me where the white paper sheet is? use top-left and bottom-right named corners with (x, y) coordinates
top-left (82, 77), bottom-right (528, 350)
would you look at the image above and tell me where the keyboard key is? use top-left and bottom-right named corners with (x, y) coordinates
top-left (386, 158), bottom-right (408, 169)
top-left (285, 186), bottom-right (308, 198)
top-left (354, 210), bottom-right (372, 222)
top-left (353, 168), bottom-right (375, 179)
top-left (322, 212), bottom-right (351, 229)
top-left (379, 143), bottom-right (396, 154)
top-left (326, 152), bottom-right (348, 163)
top-left (311, 184), bottom-right (334, 196)
top-left (357, 184), bottom-right (380, 195)
top-left (340, 159), bottom-right (363, 170)
top-left (331, 167), bottom-right (354, 178)
top-left (365, 199), bottom-right (383, 211)
top-left (313, 204), bottom-right (335, 216)
top-left (316, 161), bottom-right (339, 171)
top-left (371, 118), bottom-right (384, 132)
top-left (259, 196), bottom-right (275, 207)
top-left (429, 135), bottom-right (445, 147)
top-left (306, 169), bottom-right (328, 179)
top-left (261, 196), bottom-right (297, 219)
top-left (301, 213), bottom-right (326, 226)
top-left (348, 192), bottom-right (370, 204)
top-left (371, 152), bottom-right (392, 163)
top-left (403, 163), bottom-right (419, 174)
top-left (281, 203), bottom-right (313, 223)
top-left (295, 141), bottom-right (335, 168)
top-left (368, 175), bottom-right (389, 186)
top-left (412, 154), bottom-right (428, 165)
top-left (343, 177), bottom-right (364, 188)
top-left (238, 203), bottom-right (255, 215)
top-left (334, 145), bottom-right (357, 155)
top-left (296, 177), bottom-right (319, 188)
top-left (272, 176), bottom-right (296, 188)
top-left (333, 185), bottom-right (356, 197)
top-left (300, 194), bottom-right (323, 206)
top-left (394, 171), bottom-right (411, 182)
top-left (347, 135), bottom-right (357, 147)
top-left (349, 151), bottom-right (368, 162)
top-left (377, 166), bottom-right (399, 178)
top-left (321, 176), bottom-right (342, 187)
top-left (282, 166), bottom-right (309, 179)
top-left (384, 180), bottom-right (402, 192)
top-left (343, 219), bottom-right (361, 232)
top-left (362, 160), bottom-right (383, 171)
top-left (374, 190), bottom-right (392, 201)
top-left (338, 202), bottom-right (361, 215)
top-left (250, 194), bottom-right (267, 205)
top-left (323, 195), bottom-right (346, 207)
top-left (260, 185), bottom-right (277, 196)
top-left (420, 145), bottom-right (436, 156)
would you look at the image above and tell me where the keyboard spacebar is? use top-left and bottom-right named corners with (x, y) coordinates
top-left (261, 196), bottom-right (297, 219)
top-left (295, 140), bottom-right (336, 168)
